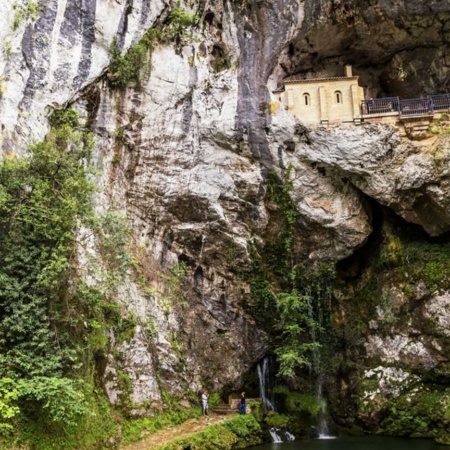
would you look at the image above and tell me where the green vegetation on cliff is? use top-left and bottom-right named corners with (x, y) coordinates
top-left (328, 211), bottom-right (450, 440)
top-left (108, 5), bottom-right (198, 88)
top-left (0, 109), bottom-right (120, 448)
top-left (245, 166), bottom-right (335, 378)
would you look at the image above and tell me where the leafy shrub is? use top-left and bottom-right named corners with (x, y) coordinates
top-left (0, 378), bottom-right (19, 432)
top-left (0, 108), bottom-right (97, 435)
top-left (17, 377), bottom-right (88, 426)
top-left (108, 5), bottom-right (198, 89)
top-left (12, 1), bottom-right (45, 31)
top-left (49, 108), bottom-right (80, 129)
top-left (265, 411), bottom-right (290, 428)
top-left (108, 37), bottom-right (149, 88)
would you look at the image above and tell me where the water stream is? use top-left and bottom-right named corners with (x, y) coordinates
top-left (257, 356), bottom-right (295, 443)
top-left (268, 428), bottom-right (296, 443)
top-left (269, 428), bottom-right (283, 443)
top-left (308, 298), bottom-right (334, 439)
top-left (257, 356), bottom-right (275, 412)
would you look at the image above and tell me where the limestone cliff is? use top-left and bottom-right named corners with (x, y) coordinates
top-left (1, 0), bottom-right (450, 444)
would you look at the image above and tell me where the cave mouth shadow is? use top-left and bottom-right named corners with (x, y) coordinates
top-left (336, 197), bottom-right (450, 281)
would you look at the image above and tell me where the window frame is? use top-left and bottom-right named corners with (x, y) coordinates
top-left (303, 92), bottom-right (311, 106)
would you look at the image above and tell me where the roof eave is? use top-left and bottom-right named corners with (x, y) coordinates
top-left (283, 76), bottom-right (360, 84)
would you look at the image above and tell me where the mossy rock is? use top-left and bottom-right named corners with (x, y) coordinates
top-left (248, 399), bottom-right (264, 422)
top-left (361, 386), bottom-right (450, 438)
top-left (265, 412), bottom-right (290, 428)
top-left (436, 430), bottom-right (450, 445)
top-left (348, 425), bottom-right (365, 436)
top-left (281, 391), bottom-right (324, 417)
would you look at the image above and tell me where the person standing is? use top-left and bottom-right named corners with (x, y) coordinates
top-left (202, 391), bottom-right (209, 416)
top-left (238, 391), bottom-right (246, 415)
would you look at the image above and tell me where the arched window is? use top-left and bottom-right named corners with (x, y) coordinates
top-left (335, 91), bottom-right (343, 104)
top-left (303, 93), bottom-right (310, 106)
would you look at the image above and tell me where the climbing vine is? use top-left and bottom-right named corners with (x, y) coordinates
top-left (245, 164), bottom-right (336, 378)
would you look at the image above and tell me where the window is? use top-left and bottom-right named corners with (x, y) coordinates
top-left (303, 93), bottom-right (310, 106)
top-left (335, 91), bottom-right (342, 104)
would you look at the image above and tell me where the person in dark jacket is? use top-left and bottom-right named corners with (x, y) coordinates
top-left (238, 391), bottom-right (246, 414)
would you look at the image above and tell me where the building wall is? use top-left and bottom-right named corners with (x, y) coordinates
top-left (286, 85), bottom-right (322, 124)
top-left (281, 78), bottom-right (364, 125)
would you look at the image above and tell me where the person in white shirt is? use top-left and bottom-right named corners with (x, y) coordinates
top-left (201, 391), bottom-right (209, 415)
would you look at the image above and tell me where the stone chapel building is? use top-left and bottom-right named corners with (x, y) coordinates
top-left (274, 65), bottom-right (365, 125)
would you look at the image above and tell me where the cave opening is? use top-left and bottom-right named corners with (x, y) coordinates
top-left (337, 196), bottom-right (450, 282)
top-left (277, 8), bottom-right (450, 100)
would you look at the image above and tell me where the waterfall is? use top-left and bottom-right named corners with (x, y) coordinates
top-left (307, 299), bottom-right (335, 439)
top-left (268, 428), bottom-right (296, 443)
top-left (285, 431), bottom-right (296, 441)
top-left (257, 357), bottom-right (296, 443)
top-left (256, 356), bottom-right (274, 411)
top-left (269, 428), bottom-right (283, 443)
top-left (315, 369), bottom-right (331, 438)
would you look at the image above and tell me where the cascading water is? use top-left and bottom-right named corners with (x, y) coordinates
top-left (269, 428), bottom-right (283, 443)
top-left (308, 299), bottom-right (335, 439)
top-left (256, 356), bottom-right (275, 411)
top-left (257, 356), bottom-right (296, 443)
top-left (285, 431), bottom-right (296, 441)
top-left (267, 428), bottom-right (296, 443)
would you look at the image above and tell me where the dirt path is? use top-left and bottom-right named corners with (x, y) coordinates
top-left (122, 413), bottom-right (237, 450)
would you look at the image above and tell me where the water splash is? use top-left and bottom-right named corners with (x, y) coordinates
top-left (317, 435), bottom-right (337, 440)
top-left (285, 431), bottom-right (296, 441)
top-left (269, 428), bottom-right (283, 443)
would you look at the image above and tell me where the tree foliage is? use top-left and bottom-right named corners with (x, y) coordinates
top-left (0, 109), bottom-right (94, 431)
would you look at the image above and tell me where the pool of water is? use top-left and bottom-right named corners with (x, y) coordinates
top-left (251, 435), bottom-right (441, 450)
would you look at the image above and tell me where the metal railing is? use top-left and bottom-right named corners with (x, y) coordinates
top-left (361, 97), bottom-right (399, 115)
top-left (430, 94), bottom-right (450, 111)
top-left (399, 98), bottom-right (433, 116)
top-left (361, 93), bottom-right (450, 117)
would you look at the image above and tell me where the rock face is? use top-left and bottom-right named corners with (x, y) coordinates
top-left (279, 0), bottom-right (450, 99)
top-left (2, 0), bottom-right (450, 433)
top-left (300, 126), bottom-right (450, 236)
